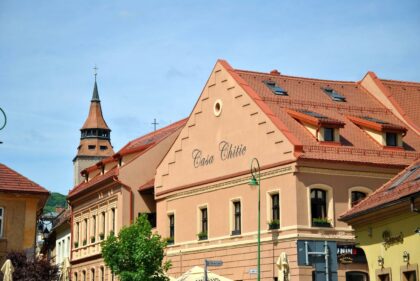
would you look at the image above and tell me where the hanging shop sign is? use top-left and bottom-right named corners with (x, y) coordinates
top-left (337, 245), bottom-right (367, 264)
top-left (382, 230), bottom-right (403, 249)
top-left (192, 140), bottom-right (247, 168)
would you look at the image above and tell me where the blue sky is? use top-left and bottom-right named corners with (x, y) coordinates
top-left (1, 0), bottom-right (419, 195)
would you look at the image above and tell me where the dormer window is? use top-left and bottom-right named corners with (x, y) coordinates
top-left (347, 116), bottom-right (407, 148)
top-left (287, 109), bottom-right (344, 143)
top-left (264, 81), bottom-right (288, 96)
top-left (323, 127), bottom-right (335, 142)
top-left (385, 132), bottom-right (397, 146)
top-left (322, 87), bottom-right (346, 102)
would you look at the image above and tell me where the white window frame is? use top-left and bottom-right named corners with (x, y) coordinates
top-left (230, 198), bottom-right (242, 235)
top-left (266, 190), bottom-right (281, 229)
top-left (348, 186), bottom-right (372, 209)
top-left (197, 204), bottom-right (209, 238)
top-left (307, 184), bottom-right (334, 227)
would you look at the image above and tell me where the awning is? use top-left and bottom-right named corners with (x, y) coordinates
top-left (176, 266), bottom-right (232, 281)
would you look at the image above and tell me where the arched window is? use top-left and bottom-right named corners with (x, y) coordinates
top-left (91, 268), bottom-right (95, 281)
top-left (351, 191), bottom-right (367, 207)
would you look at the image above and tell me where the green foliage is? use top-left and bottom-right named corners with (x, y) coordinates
top-left (43, 192), bottom-right (67, 214)
top-left (101, 214), bottom-right (171, 281)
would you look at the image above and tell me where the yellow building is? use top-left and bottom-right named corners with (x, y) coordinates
top-left (0, 163), bottom-right (49, 263)
top-left (340, 159), bottom-right (420, 281)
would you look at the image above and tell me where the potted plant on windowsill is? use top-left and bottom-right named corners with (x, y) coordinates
top-left (268, 219), bottom-right (280, 230)
top-left (99, 232), bottom-right (105, 240)
top-left (74, 241), bottom-right (79, 248)
top-left (90, 236), bottom-right (95, 243)
top-left (312, 217), bottom-right (332, 227)
top-left (197, 231), bottom-right (208, 241)
top-left (166, 237), bottom-right (174, 245)
top-left (82, 239), bottom-right (87, 246)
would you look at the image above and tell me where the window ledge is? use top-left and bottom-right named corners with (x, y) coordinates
top-left (383, 146), bottom-right (404, 151)
top-left (319, 141), bottom-right (341, 146)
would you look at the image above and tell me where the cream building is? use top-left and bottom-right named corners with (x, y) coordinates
top-left (154, 60), bottom-right (420, 281)
top-left (68, 119), bottom-right (186, 281)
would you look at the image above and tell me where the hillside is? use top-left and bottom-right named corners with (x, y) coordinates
top-left (43, 192), bottom-right (67, 214)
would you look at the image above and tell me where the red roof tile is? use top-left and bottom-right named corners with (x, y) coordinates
top-left (340, 158), bottom-right (420, 220)
top-left (117, 118), bottom-right (187, 156)
top-left (68, 166), bottom-right (118, 199)
top-left (379, 78), bottom-right (420, 133)
top-left (221, 61), bottom-right (420, 166)
top-left (0, 163), bottom-right (49, 194)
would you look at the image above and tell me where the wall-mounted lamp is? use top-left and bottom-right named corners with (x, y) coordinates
top-left (403, 251), bottom-right (410, 264)
top-left (378, 256), bottom-right (384, 268)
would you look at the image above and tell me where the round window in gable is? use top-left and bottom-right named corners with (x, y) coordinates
top-left (213, 99), bottom-right (223, 117)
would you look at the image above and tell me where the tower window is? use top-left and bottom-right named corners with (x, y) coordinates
top-left (88, 145), bottom-right (96, 150)
top-left (100, 146), bottom-right (108, 150)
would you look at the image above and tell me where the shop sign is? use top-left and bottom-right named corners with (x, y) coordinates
top-left (382, 230), bottom-right (403, 249)
top-left (337, 245), bottom-right (367, 264)
top-left (192, 140), bottom-right (247, 168)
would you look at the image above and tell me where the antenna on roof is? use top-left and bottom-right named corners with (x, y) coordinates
top-left (152, 118), bottom-right (159, 131)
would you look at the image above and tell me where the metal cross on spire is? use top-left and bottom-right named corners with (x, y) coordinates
top-left (152, 118), bottom-right (159, 131)
top-left (93, 65), bottom-right (98, 81)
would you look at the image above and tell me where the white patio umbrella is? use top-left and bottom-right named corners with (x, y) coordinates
top-left (1, 259), bottom-right (14, 281)
top-left (176, 266), bottom-right (232, 281)
top-left (60, 257), bottom-right (70, 281)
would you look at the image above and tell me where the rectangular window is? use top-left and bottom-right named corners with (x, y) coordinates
top-left (323, 128), bottom-right (335, 141)
top-left (92, 215), bottom-right (96, 238)
top-left (0, 207), bottom-right (4, 237)
top-left (169, 214), bottom-right (175, 244)
top-left (269, 193), bottom-right (280, 230)
top-left (402, 271), bottom-right (417, 281)
top-left (84, 219), bottom-right (88, 242)
top-left (101, 212), bottom-right (105, 236)
top-left (386, 132), bottom-right (397, 146)
top-left (111, 208), bottom-right (115, 233)
top-left (199, 208), bottom-right (208, 240)
top-left (271, 194), bottom-right (280, 221)
top-left (232, 201), bottom-right (241, 235)
top-left (76, 222), bottom-right (79, 243)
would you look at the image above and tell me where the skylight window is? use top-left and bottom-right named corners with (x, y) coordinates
top-left (322, 87), bottom-right (346, 102)
top-left (299, 110), bottom-right (328, 119)
top-left (264, 81), bottom-right (288, 96)
top-left (388, 165), bottom-right (419, 191)
top-left (361, 116), bottom-right (389, 125)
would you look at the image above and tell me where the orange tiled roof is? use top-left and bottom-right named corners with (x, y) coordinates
top-left (340, 158), bottom-right (420, 220)
top-left (68, 166), bottom-right (118, 199)
top-left (117, 118), bottom-right (188, 156)
top-left (219, 60), bottom-right (419, 166)
top-left (0, 163), bottom-right (49, 194)
top-left (379, 78), bottom-right (420, 133)
top-left (68, 118), bottom-right (187, 199)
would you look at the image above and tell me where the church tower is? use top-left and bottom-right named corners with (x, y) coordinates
top-left (73, 73), bottom-right (114, 185)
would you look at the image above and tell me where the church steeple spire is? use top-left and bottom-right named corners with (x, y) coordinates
top-left (73, 68), bottom-right (114, 185)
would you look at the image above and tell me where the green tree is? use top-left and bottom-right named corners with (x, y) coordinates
top-left (101, 214), bottom-right (171, 281)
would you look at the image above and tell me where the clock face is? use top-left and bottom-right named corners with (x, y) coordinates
top-left (0, 107), bottom-right (5, 131)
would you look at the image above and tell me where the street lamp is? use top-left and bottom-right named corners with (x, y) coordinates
top-left (249, 158), bottom-right (261, 281)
